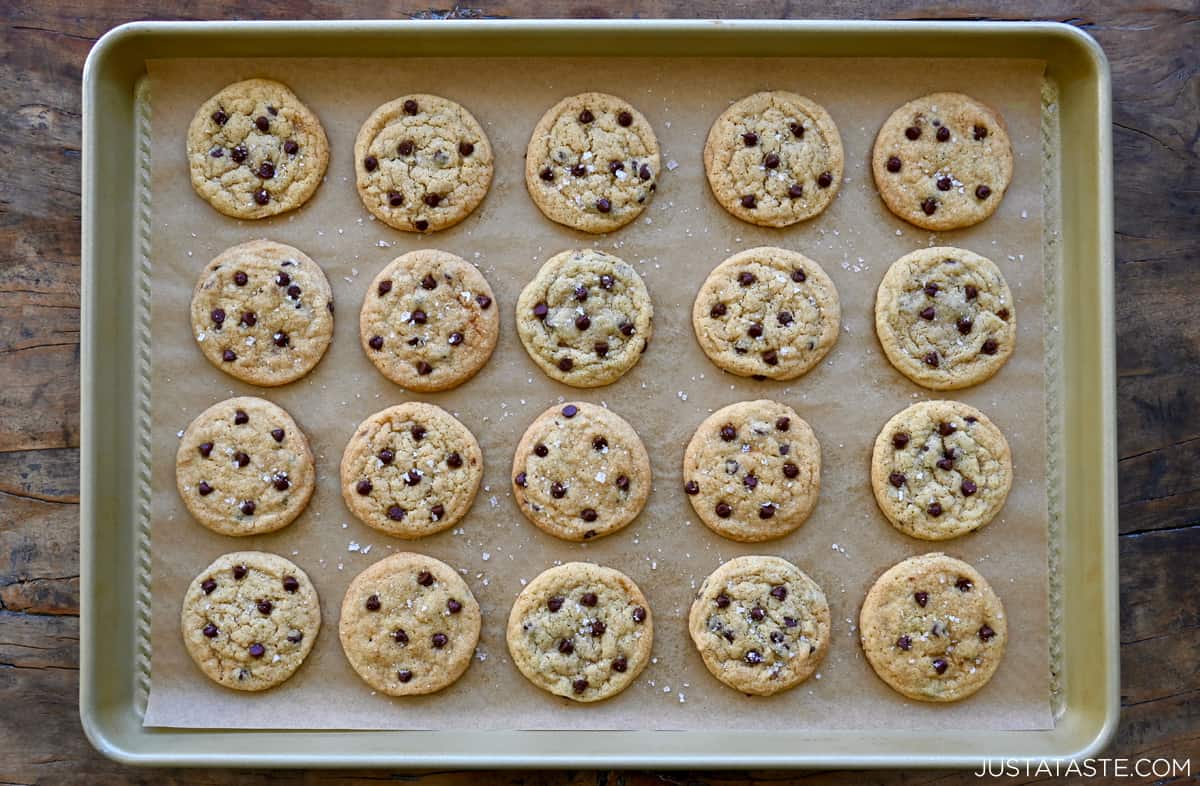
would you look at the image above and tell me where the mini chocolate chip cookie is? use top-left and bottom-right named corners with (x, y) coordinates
top-left (525, 92), bottom-right (660, 233)
top-left (859, 552), bottom-right (1008, 702)
top-left (339, 552), bottom-right (481, 696)
top-left (872, 92), bottom-right (1013, 230)
top-left (354, 94), bottom-right (493, 232)
top-left (190, 239), bottom-right (334, 387)
top-left (516, 249), bottom-right (653, 387)
top-left (689, 555), bottom-right (830, 696)
top-left (871, 400), bottom-right (1012, 541)
top-left (175, 397), bottom-right (315, 536)
top-left (507, 562), bottom-right (653, 703)
top-left (704, 91), bottom-right (844, 227)
top-left (875, 246), bottom-right (1016, 390)
top-left (340, 403), bottom-right (483, 539)
top-left (692, 247), bottom-right (840, 381)
top-left (187, 78), bottom-right (329, 219)
top-left (511, 402), bottom-right (651, 542)
top-left (683, 400), bottom-right (820, 542)
top-left (181, 551), bottom-right (321, 691)
top-left (360, 250), bottom-right (499, 392)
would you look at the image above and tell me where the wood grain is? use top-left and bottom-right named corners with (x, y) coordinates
top-left (1, 1), bottom-right (1197, 783)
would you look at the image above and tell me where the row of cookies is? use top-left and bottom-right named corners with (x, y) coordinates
top-left (183, 550), bottom-right (1006, 704)
top-left (177, 397), bottom-right (1010, 544)
top-left (189, 79), bottom-right (1013, 234)
top-left (192, 239), bottom-right (1015, 392)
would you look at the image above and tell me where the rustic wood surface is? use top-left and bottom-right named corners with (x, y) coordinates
top-left (1, 1), bottom-right (1196, 783)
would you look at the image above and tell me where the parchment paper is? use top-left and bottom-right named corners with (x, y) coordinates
top-left (143, 56), bottom-right (1052, 731)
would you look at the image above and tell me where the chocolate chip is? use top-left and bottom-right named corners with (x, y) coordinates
top-left (772, 417), bottom-right (790, 433)
top-left (539, 166), bottom-right (554, 181)
top-left (886, 155), bottom-right (902, 172)
top-left (248, 643), bottom-right (265, 658)
top-left (387, 505), bottom-right (406, 521)
top-left (965, 284), bottom-right (978, 300)
top-left (458, 140), bottom-right (475, 157)
top-left (233, 451), bottom-right (250, 467)
top-left (764, 152), bottom-right (780, 169)
top-left (763, 349), bottom-right (779, 366)
top-left (239, 500), bottom-right (255, 515)
top-left (578, 108), bottom-right (594, 123)
top-left (590, 620), bottom-right (606, 637)
top-left (740, 194), bottom-right (757, 209)
top-left (889, 471), bottom-right (906, 488)
top-left (202, 623), bottom-right (218, 638)
top-left (596, 197), bottom-right (611, 213)
top-left (404, 468), bottom-right (422, 487)
top-left (787, 183), bottom-right (804, 199)
top-left (639, 164), bottom-right (652, 180)
top-left (997, 308), bottom-right (1010, 321)
top-left (608, 160), bottom-right (624, 175)
top-left (742, 132), bottom-right (758, 146)
top-left (431, 633), bottom-right (448, 649)
top-left (783, 462), bottom-right (800, 479)
top-left (581, 592), bottom-right (598, 607)
top-left (587, 340), bottom-right (607, 358)
top-left (231, 144), bottom-right (248, 163)
top-left (253, 188), bottom-right (270, 205)
top-left (447, 598), bottom-right (463, 614)
top-left (387, 191), bottom-right (404, 207)
top-left (557, 357), bottom-right (574, 372)
top-left (211, 109), bottom-right (228, 125)
top-left (632, 606), bottom-right (646, 623)
top-left (720, 424), bottom-right (737, 441)
top-left (709, 302), bottom-right (727, 318)
top-left (233, 565), bottom-right (247, 580)
top-left (233, 271), bottom-right (248, 286)
top-left (273, 331), bottom-right (290, 348)
top-left (573, 678), bottom-right (589, 694)
top-left (251, 115), bottom-right (268, 132)
top-left (779, 445), bottom-right (790, 455)
top-left (581, 508), bottom-right (598, 522)
top-left (914, 591), bottom-right (928, 607)
top-left (750, 606), bottom-right (766, 621)
top-left (905, 125), bottom-right (922, 141)
top-left (423, 193), bottom-right (442, 208)
top-left (928, 502), bottom-right (943, 517)
top-left (758, 503), bottom-right (776, 519)
top-left (475, 294), bottom-right (492, 310)
top-left (403, 99), bottom-right (419, 115)
top-left (745, 650), bottom-right (764, 665)
top-left (550, 481), bottom-right (567, 499)
top-left (817, 171), bottom-right (834, 188)
top-left (770, 585), bottom-right (787, 601)
top-left (921, 197), bottom-right (938, 215)
top-left (789, 121), bottom-right (805, 138)
top-left (743, 474), bottom-right (758, 490)
top-left (257, 598), bottom-right (273, 615)
top-left (571, 163), bottom-right (586, 177)
top-left (737, 271), bottom-right (756, 287)
top-left (414, 220), bottom-right (429, 231)
top-left (892, 432), bottom-right (911, 449)
top-left (416, 360), bottom-right (434, 376)
top-left (258, 161), bottom-right (275, 179)
top-left (962, 479), bottom-right (977, 496)
top-left (937, 176), bottom-right (952, 191)
top-left (573, 313), bottom-right (591, 331)
top-left (284, 139), bottom-right (299, 155)
top-left (412, 425), bottom-right (426, 441)
top-left (557, 638), bottom-right (574, 655)
top-left (932, 658), bottom-right (949, 675)
top-left (514, 471), bottom-right (527, 488)
top-left (197, 481), bottom-right (213, 496)
top-left (368, 335), bottom-right (384, 351)
top-left (548, 596), bottom-right (564, 612)
top-left (209, 308), bottom-right (227, 328)
top-left (973, 124), bottom-right (988, 141)
top-left (923, 351), bottom-right (940, 367)
top-left (982, 339), bottom-right (999, 355)
top-left (417, 570), bottom-right (434, 587)
top-left (938, 421), bottom-right (956, 436)
top-left (534, 443), bottom-right (549, 458)
top-left (979, 624), bottom-right (996, 641)
top-left (533, 301), bottom-right (549, 320)
top-left (975, 184), bottom-right (992, 199)
top-left (364, 155), bottom-right (378, 171)
top-left (715, 593), bottom-right (730, 608)
top-left (784, 616), bottom-right (798, 628)
top-left (722, 630), bottom-right (735, 642)
top-left (429, 503), bottom-right (445, 521)
top-left (684, 480), bottom-right (699, 495)
top-left (715, 502), bottom-right (732, 518)
top-left (573, 285), bottom-right (589, 302)
top-left (956, 577), bottom-right (974, 592)
top-left (957, 317), bottom-right (973, 334)
top-left (792, 268), bottom-right (806, 283)
top-left (748, 322), bottom-right (763, 338)
top-left (273, 473), bottom-right (290, 491)
top-left (897, 634), bottom-right (912, 650)
top-left (201, 578), bottom-right (217, 594)
top-left (395, 669), bottom-right (413, 683)
top-left (936, 126), bottom-right (951, 142)
top-left (920, 306), bottom-right (936, 321)
top-left (597, 273), bottom-right (616, 291)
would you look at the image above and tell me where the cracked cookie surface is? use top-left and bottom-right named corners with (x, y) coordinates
top-left (870, 400), bottom-right (1011, 541)
top-left (689, 555), bottom-right (829, 696)
top-left (516, 249), bottom-right (653, 387)
top-left (340, 403), bottom-right (483, 539)
top-left (360, 249), bottom-right (499, 392)
top-left (875, 246), bottom-right (1016, 390)
top-left (507, 562), bottom-right (652, 702)
top-left (339, 552), bottom-right (481, 696)
top-left (187, 79), bottom-right (329, 219)
top-left (871, 92), bottom-right (1013, 231)
top-left (859, 552), bottom-right (1008, 702)
top-left (354, 94), bottom-right (493, 232)
top-left (525, 92), bottom-right (660, 233)
top-left (692, 247), bottom-right (840, 381)
top-left (683, 400), bottom-right (821, 542)
top-left (175, 397), bottom-right (315, 536)
top-left (704, 91), bottom-right (843, 227)
top-left (190, 239), bottom-right (334, 386)
top-left (512, 402), bottom-right (650, 542)
top-left (181, 550), bottom-right (321, 691)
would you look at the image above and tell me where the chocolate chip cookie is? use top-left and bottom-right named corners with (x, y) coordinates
top-left (181, 551), bottom-right (321, 691)
top-left (340, 403), bottom-right (483, 539)
top-left (689, 555), bottom-right (830, 696)
top-left (683, 400), bottom-right (820, 542)
top-left (360, 250), bottom-right (499, 392)
top-left (871, 400), bottom-right (1012, 541)
top-left (190, 239), bottom-right (334, 387)
top-left (507, 562), bottom-right (653, 703)
top-left (872, 92), bottom-right (1013, 231)
top-left (875, 246), bottom-right (1016, 390)
top-left (511, 403), bottom-right (650, 542)
top-left (859, 552), bottom-right (1008, 702)
top-left (515, 249), bottom-right (653, 388)
top-left (703, 91), bottom-right (844, 227)
top-left (339, 552), bottom-right (481, 696)
top-left (692, 247), bottom-right (840, 381)
top-left (186, 78), bottom-right (329, 219)
top-left (175, 397), bottom-right (315, 536)
top-left (354, 94), bottom-right (493, 232)
top-left (525, 92), bottom-right (660, 233)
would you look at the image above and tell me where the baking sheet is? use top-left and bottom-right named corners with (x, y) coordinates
top-left (143, 56), bottom-right (1051, 731)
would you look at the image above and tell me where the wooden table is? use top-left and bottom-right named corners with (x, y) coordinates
top-left (2, 2), bottom-right (1195, 783)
